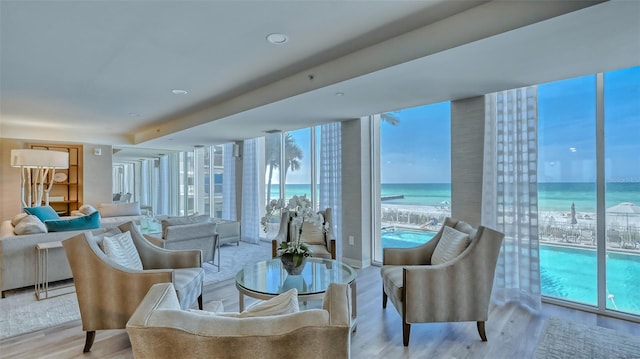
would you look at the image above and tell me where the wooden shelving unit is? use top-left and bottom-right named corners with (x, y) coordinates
top-left (30, 144), bottom-right (83, 216)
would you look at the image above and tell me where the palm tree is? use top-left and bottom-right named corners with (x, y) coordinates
top-left (381, 112), bottom-right (400, 125)
top-left (265, 133), bottom-right (304, 202)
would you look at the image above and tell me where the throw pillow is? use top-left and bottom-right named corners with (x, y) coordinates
top-left (102, 231), bottom-right (143, 270)
top-left (78, 204), bottom-right (98, 215)
top-left (300, 221), bottom-right (325, 245)
top-left (431, 226), bottom-right (471, 265)
top-left (44, 211), bottom-right (101, 232)
top-left (13, 215), bottom-right (47, 235)
top-left (237, 288), bottom-right (299, 318)
top-left (11, 213), bottom-right (29, 227)
top-left (24, 205), bottom-right (60, 222)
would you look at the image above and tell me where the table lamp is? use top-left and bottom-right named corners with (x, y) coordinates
top-left (11, 149), bottom-right (69, 208)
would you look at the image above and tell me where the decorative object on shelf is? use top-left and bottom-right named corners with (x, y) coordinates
top-left (10, 149), bottom-right (69, 208)
top-left (53, 172), bottom-right (67, 183)
top-left (261, 195), bottom-right (328, 264)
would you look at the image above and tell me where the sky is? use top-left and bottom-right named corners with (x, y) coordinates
top-left (271, 65), bottom-right (639, 185)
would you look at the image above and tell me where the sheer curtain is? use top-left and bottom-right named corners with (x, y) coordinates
top-left (319, 122), bottom-right (343, 259)
top-left (482, 87), bottom-right (541, 310)
top-left (241, 139), bottom-right (260, 244)
top-left (156, 155), bottom-right (170, 216)
top-left (222, 143), bottom-right (236, 221)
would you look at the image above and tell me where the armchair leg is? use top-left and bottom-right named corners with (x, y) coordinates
top-left (403, 322), bottom-right (411, 346)
top-left (83, 331), bottom-right (96, 353)
top-left (198, 294), bottom-right (203, 310)
top-left (382, 286), bottom-right (388, 308)
top-left (477, 321), bottom-right (487, 341)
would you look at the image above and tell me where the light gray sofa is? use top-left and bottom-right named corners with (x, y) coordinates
top-left (0, 219), bottom-right (113, 296)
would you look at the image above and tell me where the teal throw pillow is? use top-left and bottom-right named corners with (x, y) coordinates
top-left (45, 211), bottom-right (101, 232)
top-left (24, 206), bottom-right (60, 222)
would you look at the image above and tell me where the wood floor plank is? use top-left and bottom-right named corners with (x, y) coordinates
top-left (2, 265), bottom-right (639, 358)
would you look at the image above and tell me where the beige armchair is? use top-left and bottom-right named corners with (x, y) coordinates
top-left (146, 221), bottom-right (219, 266)
top-left (127, 282), bottom-right (352, 359)
top-left (271, 208), bottom-right (336, 259)
top-left (380, 217), bottom-right (504, 346)
top-left (62, 222), bottom-right (204, 353)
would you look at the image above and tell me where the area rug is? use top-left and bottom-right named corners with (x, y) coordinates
top-left (535, 317), bottom-right (640, 359)
top-left (0, 240), bottom-right (271, 340)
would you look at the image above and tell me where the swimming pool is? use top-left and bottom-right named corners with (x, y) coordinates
top-left (381, 229), bottom-right (640, 315)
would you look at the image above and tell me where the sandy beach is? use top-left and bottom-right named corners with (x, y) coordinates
top-left (380, 203), bottom-right (640, 251)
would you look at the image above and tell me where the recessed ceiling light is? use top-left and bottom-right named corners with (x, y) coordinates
top-left (128, 112), bottom-right (140, 117)
top-left (264, 129), bottom-right (282, 134)
top-left (171, 89), bottom-right (188, 95)
top-left (335, 92), bottom-right (344, 96)
top-left (266, 33), bottom-right (288, 44)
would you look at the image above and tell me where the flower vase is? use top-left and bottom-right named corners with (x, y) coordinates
top-left (280, 253), bottom-right (308, 275)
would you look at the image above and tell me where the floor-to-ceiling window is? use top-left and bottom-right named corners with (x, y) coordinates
top-left (604, 66), bottom-right (640, 316)
top-left (284, 129), bottom-right (312, 202)
top-left (373, 102), bottom-right (452, 263)
top-left (539, 65), bottom-right (640, 318)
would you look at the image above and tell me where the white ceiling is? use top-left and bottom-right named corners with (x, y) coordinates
top-left (1, 0), bottom-right (639, 159)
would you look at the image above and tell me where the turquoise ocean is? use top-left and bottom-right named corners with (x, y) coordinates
top-left (270, 182), bottom-right (640, 213)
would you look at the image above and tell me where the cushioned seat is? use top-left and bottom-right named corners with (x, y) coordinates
top-left (173, 268), bottom-right (205, 310)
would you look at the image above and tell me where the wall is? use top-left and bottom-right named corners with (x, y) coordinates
top-left (451, 96), bottom-right (486, 227)
top-left (0, 138), bottom-right (113, 221)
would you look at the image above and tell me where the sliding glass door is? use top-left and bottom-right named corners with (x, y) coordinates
top-left (539, 65), bottom-right (640, 318)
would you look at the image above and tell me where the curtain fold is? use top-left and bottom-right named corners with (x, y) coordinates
top-left (156, 155), bottom-right (170, 216)
top-left (319, 122), bottom-right (343, 259)
top-left (222, 143), bottom-right (237, 221)
top-left (482, 87), bottom-right (541, 310)
top-left (241, 139), bottom-right (260, 244)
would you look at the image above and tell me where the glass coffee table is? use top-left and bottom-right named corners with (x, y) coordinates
top-left (236, 257), bottom-right (357, 326)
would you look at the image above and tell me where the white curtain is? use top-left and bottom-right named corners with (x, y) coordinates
top-left (241, 139), bottom-right (260, 244)
top-left (222, 143), bottom-right (237, 221)
top-left (482, 87), bottom-right (541, 310)
top-left (319, 122), bottom-right (343, 259)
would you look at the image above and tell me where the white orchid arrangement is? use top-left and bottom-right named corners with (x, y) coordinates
top-left (261, 194), bottom-right (328, 256)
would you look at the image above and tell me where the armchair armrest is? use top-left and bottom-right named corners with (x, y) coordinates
top-left (144, 234), bottom-right (165, 247)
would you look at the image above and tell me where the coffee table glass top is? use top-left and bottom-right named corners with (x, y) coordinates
top-left (236, 257), bottom-right (356, 296)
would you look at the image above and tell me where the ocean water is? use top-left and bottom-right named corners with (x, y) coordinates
top-left (269, 182), bottom-right (640, 212)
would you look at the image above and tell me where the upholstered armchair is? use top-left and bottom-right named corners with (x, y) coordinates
top-left (271, 208), bottom-right (336, 259)
top-left (127, 282), bottom-right (352, 359)
top-left (380, 217), bottom-right (504, 346)
top-left (146, 221), bottom-right (219, 266)
top-left (62, 222), bottom-right (204, 353)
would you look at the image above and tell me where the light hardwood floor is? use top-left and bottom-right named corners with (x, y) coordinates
top-left (2, 265), bottom-right (639, 359)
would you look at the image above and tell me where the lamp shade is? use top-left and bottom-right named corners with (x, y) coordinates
top-left (11, 149), bottom-right (69, 169)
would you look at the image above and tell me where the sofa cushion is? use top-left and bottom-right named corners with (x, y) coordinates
top-left (102, 231), bottom-right (143, 270)
top-left (24, 205), bottom-right (60, 222)
top-left (11, 213), bottom-right (29, 227)
top-left (431, 226), bottom-right (470, 265)
top-left (44, 211), bottom-right (101, 232)
top-left (78, 204), bottom-right (98, 215)
top-left (98, 202), bottom-right (142, 218)
top-left (14, 215), bottom-right (48, 235)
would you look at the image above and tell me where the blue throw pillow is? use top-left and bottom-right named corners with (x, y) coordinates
top-left (24, 206), bottom-right (60, 222)
top-left (45, 211), bottom-right (101, 232)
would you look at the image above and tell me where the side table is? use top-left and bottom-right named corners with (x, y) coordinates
top-left (35, 241), bottom-right (75, 300)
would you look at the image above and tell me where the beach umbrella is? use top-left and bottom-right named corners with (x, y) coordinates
top-left (570, 202), bottom-right (577, 225)
top-left (606, 202), bottom-right (640, 230)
